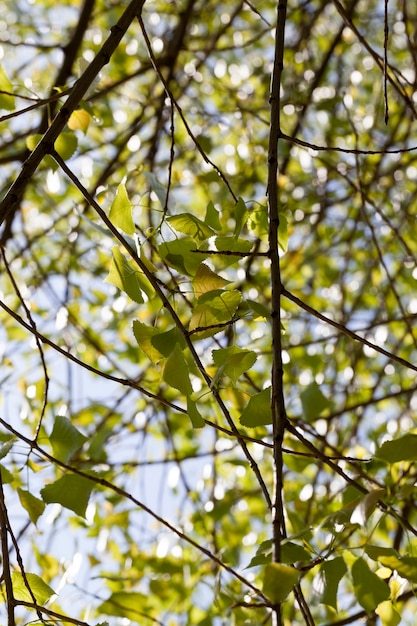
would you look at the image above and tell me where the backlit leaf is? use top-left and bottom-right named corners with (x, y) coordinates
top-left (0, 65), bottom-right (15, 110)
top-left (314, 557), bottom-right (347, 611)
top-left (167, 213), bottom-right (215, 243)
top-left (163, 343), bottom-right (193, 396)
top-left (68, 108), bottom-right (91, 133)
top-left (375, 434), bottom-right (417, 463)
top-left (187, 397), bottom-right (205, 428)
top-left (105, 246), bottom-right (144, 303)
top-left (262, 563), bottom-right (299, 604)
top-left (50, 415), bottom-right (87, 463)
top-left (192, 263), bottom-right (230, 297)
top-left (41, 473), bottom-right (94, 518)
top-left (132, 321), bottom-right (164, 363)
top-left (240, 387), bottom-right (272, 427)
top-left (10, 572), bottom-right (55, 604)
top-left (109, 183), bottom-right (135, 235)
top-left (18, 489), bottom-right (45, 525)
top-left (212, 345), bottom-right (257, 384)
top-left (300, 382), bottom-right (331, 421)
top-left (204, 201), bottom-right (222, 231)
top-left (351, 557), bottom-right (389, 613)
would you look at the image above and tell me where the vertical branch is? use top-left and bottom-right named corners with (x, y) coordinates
top-left (384, 0), bottom-right (389, 124)
top-left (0, 473), bottom-right (15, 626)
top-left (267, 0), bottom-right (288, 585)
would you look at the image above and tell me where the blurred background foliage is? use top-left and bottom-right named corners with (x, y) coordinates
top-left (1, 0), bottom-right (417, 624)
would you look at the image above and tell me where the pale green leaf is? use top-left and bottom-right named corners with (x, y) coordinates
top-left (132, 321), bottom-right (164, 363)
top-left (55, 132), bottom-right (78, 160)
top-left (192, 263), bottom-right (230, 297)
top-left (0, 65), bottom-right (15, 110)
top-left (50, 415), bottom-right (87, 463)
top-left (10, 572), bottom-right (55, 604)
top-left (167, 213), bottom-right (215, 243)
top-left (68, 108), bottom-right (91, 133)
top-left (375, 601), bottom-right (401, 626)
top-left (18, 489), bottom-right (45, 525)
top-left (109, 183), bottom-right (135, 235)
top-left (262, 563), bottom-right (299, 604)
top-left (212, 345), bottom-right (257, 384)
top-left (190, 290), bottom-right (241, 337)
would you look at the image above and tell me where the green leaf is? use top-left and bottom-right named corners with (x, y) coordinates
top-left (314, 557), bottom-right (347, 611)
top-left (375, 601), bottom-right (401, 626)
top-left (204, 201), bottom-right (222, 231)
top-left (375, 434), bottom-right (417, 463)
top-left (215, 236), bottom-right (253, 267)
top-left (262, 563), bottom-right (299, 604)
top-left (151, 327), bottom-right (185, 358)
top-left (350, 489), bottom-right (385, 525)
top-left (366, 545), bottom-right (417, 583)
top-left (167, 213), bottom-right (215, 243)
top-left (0, 439), bottom-right (14, 460)
top-left (18, 489), bottom-right (45, 525)
top-left (132, 321), bottom-right (165, 363)
top-left (159, 238), bottom-right (205, 275)
top-left (55, 131), bottom-right (78, 160)
top-left (190, 290), bottom-right (242, 337)
top-left (41, 473), bottom-right (94, 518)
top-left (0, 465), bottom-right (14, 484)
top-left (143, 171), bottom-right (167, 207)
top-left (212, 346), bottom-right (257, 384)
top-left (351, 557), bottom-right (389, 613)
top-left (105, 246), bottom-right (144, 303)
top-left (50, 415), bottom-right (87, 463)
top-left (163, 343), bottom-right (193, 396)
top-left (0, 65), bottom-right (15, 110)
top-left (300, 382), bottom-right (331, 421)
top-left (99, 591), bottom-right (150, 621)
top-left (192, 263), bottom-right (230, 297)
top-left (234, 197), bottom-right (247, 237)
top-left (10, 572), bottom-right (55, 604)
top-left (68, 108), bottom-right (91, 133)
top-left (245, 539), bottom-right (273, 568)
top-left (187, 397), bottom-right (205, 428)
top-left (278, 212), bottom-right (288, 251)
top-left (240, 387), bottom-right (272, 427)
top-left (280, 540), bottom-right (311, 564)
top-left (247, 204), bottom-right (268, 238)
top-left (109, 183), bottom-right (135, 235)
